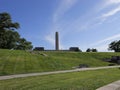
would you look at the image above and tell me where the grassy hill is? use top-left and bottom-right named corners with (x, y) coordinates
top-left (0, 49), bottom-right (119, 75)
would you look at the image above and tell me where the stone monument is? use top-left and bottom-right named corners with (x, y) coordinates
top-left (55, 32), bottom-right (59, 50)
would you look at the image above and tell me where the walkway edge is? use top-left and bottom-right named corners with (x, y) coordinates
top-left (0, 66), bottom-right (120, 80)
top-left (96, 80), bottom-right (120, 90)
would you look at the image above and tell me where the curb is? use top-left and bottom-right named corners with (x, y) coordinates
top-left (96, 80), bottom-right (120, 90)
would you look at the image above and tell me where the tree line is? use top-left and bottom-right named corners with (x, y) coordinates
top-left (0, 12), bottom-right (33, 50)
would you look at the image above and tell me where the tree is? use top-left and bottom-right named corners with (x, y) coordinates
top-left (0, 12), bottom-right (19, 30)
top-left (109, 40), bottom-right (120, 52)
top-left (15, 38), bottom-right (33, 50)
top-left (0, 30), bottom-right (20, 49)
top-left (86, 48), bottom-right (98, 52)
top-left (86, 48), bottom-right (91, 52)
top-left (0, 12), bottom-right (20, 49)
top-left (92, 48), bottom-right (98, 52)
top-left (0, 12), bottom-right (33, 50)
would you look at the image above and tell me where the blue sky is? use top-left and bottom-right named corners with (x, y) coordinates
top-left (1, 0), bottom-right (120, 51)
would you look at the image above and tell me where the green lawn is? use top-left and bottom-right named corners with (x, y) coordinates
top-left (0, 49), bottom-right (119, 75)
top-left (0, 68), bottom-right (120, 90)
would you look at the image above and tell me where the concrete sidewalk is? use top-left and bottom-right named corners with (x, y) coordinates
top-left (97, 80), bottom-right (120, 90)
top-left (0, 66), bottom-right (120, 81)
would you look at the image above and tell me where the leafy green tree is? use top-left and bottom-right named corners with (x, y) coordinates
top-left (15, 38), bottom-right (33, 50)
top-left (0, 12), bottom-right (33, 50)
top-left (0, 30), bottom-right (20, 49)
top-left (0, 12), bottom-right (20, 49)
top-left (92, 48), bottom-right (98, 52)
top-left (0, 12), bottom-right (19, 30)
top-left (86, 48), bottom-right (98, 52)
top-left (86, 48), bottom-right (91, 52)
top-left (109, 40), bottom-right (120, 52)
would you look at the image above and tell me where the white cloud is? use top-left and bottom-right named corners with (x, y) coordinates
top-left (89, 34), bottom-right (120, 52)
top-left (91, 34), bottom-right (120, 46)
top-left (62, 0), bottom-right (118, 32)
top-left (105, 0), bottom-right (120, 5)
top-left (94, 44), bottom-right (108, 52)
top-left (52, 0), bottom-right (120, 33)
top-left (45, 35), bottom-right (55, 47)
top-left (45, 0), bottom-right (78, 49)
top-left (53, 0), bottom-right (78, 22)
top-left (98, 0), bottom-right (120, 21)
top-left (93, 0), bottom-right (120, 25)
top-left (46, 0), bottom-right (120, 50)
top-left (101, 6), bottom-right (120, 19)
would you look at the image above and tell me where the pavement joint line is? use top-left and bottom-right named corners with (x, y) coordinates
top-left (0, 66), bottom-right (120, 81)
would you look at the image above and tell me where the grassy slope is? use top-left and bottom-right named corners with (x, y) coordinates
top-left (0, 49), bottom-right (119, 75)
top-left (0, 68), bottom-right (120, 90)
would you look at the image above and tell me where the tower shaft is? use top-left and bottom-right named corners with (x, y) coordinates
top-left (55, 32), bottom-right (59, 50)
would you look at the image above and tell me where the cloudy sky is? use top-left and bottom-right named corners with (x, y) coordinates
top-left (1, 0), bottom-right (120, 51)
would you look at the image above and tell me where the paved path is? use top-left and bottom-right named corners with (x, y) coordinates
top-left (0, 66), bottom-right (120, 81)
top-left (97, 80), bottom-right (120, 90)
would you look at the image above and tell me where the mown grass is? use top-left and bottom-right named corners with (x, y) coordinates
top-left (0, 68), bottom-right (120, 90)
top-left (0, 49), bottom-right (119, 75)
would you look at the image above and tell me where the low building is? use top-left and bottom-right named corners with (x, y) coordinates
top-left (33, 47), bottom-right (44, 51)
top-left (69, 47), bottom-right (81, 52)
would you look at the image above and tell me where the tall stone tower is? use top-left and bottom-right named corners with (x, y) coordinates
top-left (55, 32), bottom-right (59, 50)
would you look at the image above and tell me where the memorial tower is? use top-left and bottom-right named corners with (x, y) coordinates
top-left (55, 32), bottom-right (59, 50)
